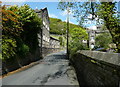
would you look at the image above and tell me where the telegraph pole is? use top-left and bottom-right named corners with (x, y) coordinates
top-left (66, 5), bottom-right (70, 59)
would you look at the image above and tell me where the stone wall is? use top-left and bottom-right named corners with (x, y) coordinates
top-left (42, 47), bottom-right (60, 57)
top-left (71, 50), bottom-right (120, 87)
top-left (2, 47), bottom-right (61, 75)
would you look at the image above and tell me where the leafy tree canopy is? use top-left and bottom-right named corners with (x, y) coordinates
top-left (69, 27), bottom-right (89, 56)
top-left (2, 4), bottom-right (42, 61)
top-left (58, 1), bottom-right (120, 53)
top-left (70, 27), bottom-right (88, 41)
top-left (95, 33), bottom-right (112, 49)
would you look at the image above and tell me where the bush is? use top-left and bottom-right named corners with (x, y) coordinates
top-left (59, 36), bottom-right (64, 46)
top-left (69, 27), bottom-right (89, 57)
top-left (18, 44), bottom-right (29, 57)
top-left (69, 41), bottom-right (89, 57)
top-left (2, 5), bottom-right (42, 61)
top-left (2, 36), bottom-right (17, 61)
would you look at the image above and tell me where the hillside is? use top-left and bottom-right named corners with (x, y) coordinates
top-left (49, 18), bottom-right (80, 35)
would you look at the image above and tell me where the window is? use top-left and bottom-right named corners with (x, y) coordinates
top-left (43, 21), bottom-right (45, 26)
top-left (91, 36), bottom-right (94, 40)
top-left (43, 35), bottom-right (45, 40)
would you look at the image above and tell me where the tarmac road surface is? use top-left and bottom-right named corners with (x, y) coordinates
top-left (1, 51), bottom-right (79, 86)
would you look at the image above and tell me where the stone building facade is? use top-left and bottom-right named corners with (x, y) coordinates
top-left (50, 37), bottom-right (60, 48)
top-left (88, 30), bottom-right (96, 49)
top-left (87, 25), bottom-right (109, 49)
top-left (35, 7), bottom-right (60, 56)
top-left (35, 7), bottom-right (50, 48)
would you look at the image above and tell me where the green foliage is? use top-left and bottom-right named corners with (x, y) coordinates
top-left (2, 4), bottom-right (42, 61)
top-left (70, 27), bottom-right (88, 41)
top-left (18, 43), bottom-right (29, 57)
top-left (69, 41), bottom-right (89, 57)
top-left (18, 5), bottom-right (42, 52)
top-left (58, 2), bottom-right (98, 26)
top-left (2, 5), bottom-right (22, 37)
top-left (50, 18), bottom-right (79, 35)
top-left (95, 33), bottom-right (112, 49)
top-left (97, 2), bottom-right (120, 52)
top-left (0, 54), bottom-right (2, 60)
top-left (2, 36), bottom-right (17, 61)
top-left (18, 5), bottom-right (41, 52)
top-left (58, 1), bottom-right (120, 53)
top-left (59, 36), bottom-right (64, 46)
top-left (69, 27), bottom-right (89, 56)
top-left (50, 18), bottom-right (63, 34)
top-left (50, 17), bottom-right (89, 54)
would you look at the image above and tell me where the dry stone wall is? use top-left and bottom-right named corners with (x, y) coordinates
top-left (71, 50), bottom-right (120, 87)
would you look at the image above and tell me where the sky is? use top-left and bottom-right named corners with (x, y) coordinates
top-left (2, 1), bottom-right (120, 30)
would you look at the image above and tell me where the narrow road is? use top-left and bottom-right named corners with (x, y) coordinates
top-left (1, 51), bottom-right (79, 86)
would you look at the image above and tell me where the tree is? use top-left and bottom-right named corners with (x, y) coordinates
top-left (17, 4), bottom-right (42, 53)
top-left (1, 4), bottom-right (42, 73)
top-left (2, 5), bottom-right (20, 22)
top-left (58, 1), bottom-right (120, 53)
top-left (69, 27), bottom-right (88, 56)
top-left (2, 5), bottom-right (22, 61)
top-left (97, 2), bottom-right (120, 52)
top-left (58, 2), bottom-right (98, 26)
top-left (70, 27), bottom-right (88, 41)
top-left (1, 4), bottom-right (42, 61)
top-left (95, 33), bottom-right (112, 49)
top-left (2, 5), bottom-right (22, 36)
top-left (2, 35), bottom-right (17, 61)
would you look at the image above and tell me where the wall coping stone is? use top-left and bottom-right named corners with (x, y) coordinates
top-left (77, 50), bottom-right (120, 66)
